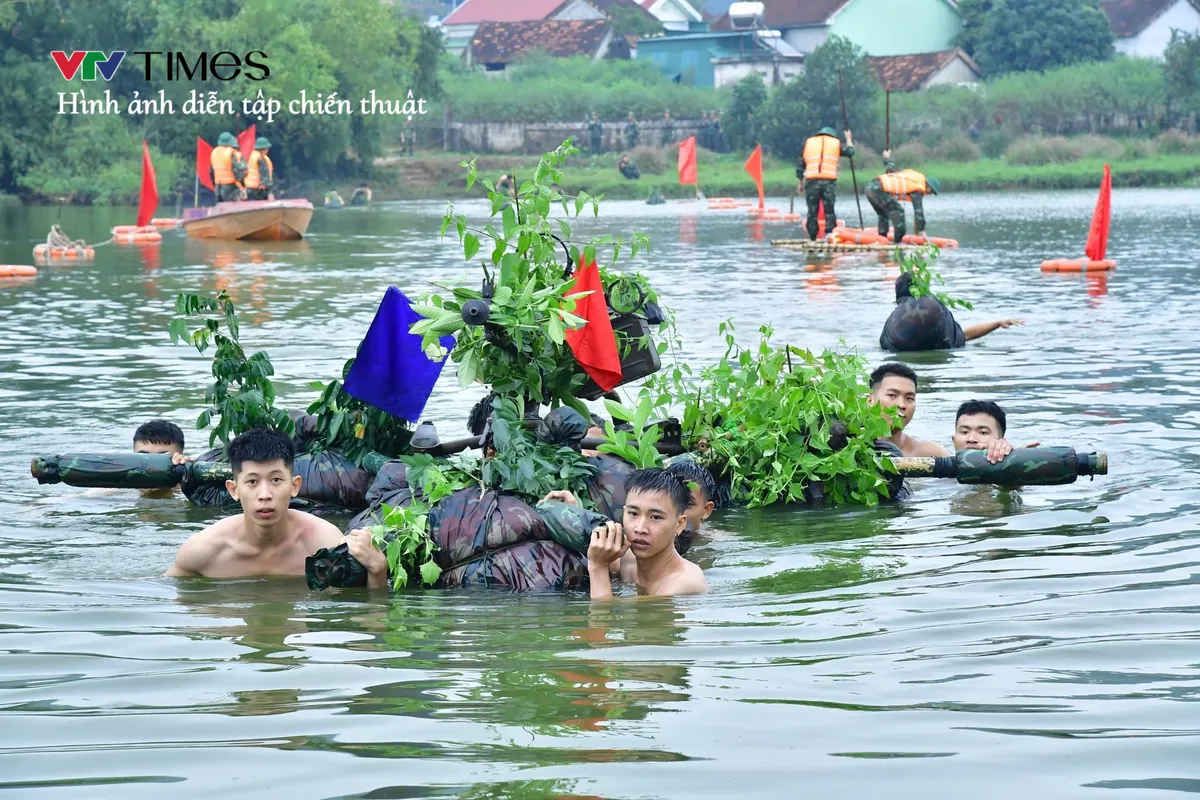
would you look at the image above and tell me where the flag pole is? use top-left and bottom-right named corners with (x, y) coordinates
top-left (838, 68), bottom-right (865, 229)
top-left (193, 176), bottom-right (199, 208)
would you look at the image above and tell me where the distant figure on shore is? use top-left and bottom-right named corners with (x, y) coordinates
top-left (324, 190), bottom-right (344, 209)
top-left (617, 155), bottom-right (640, 180)
top-left (662, 110), bottom-right (674, 146)
top-left (210, 131), bottom-right (247, 202)
top-left (646, 188), bottom-right (665, 204)
top-left (244, 137), bottom-right (274, 200)
top-left (625, 112), bottom-right (639, 150)
top-left (588, 113), bottom-right (604, 155)
top-left (351, 183), bottom-right (372, 206)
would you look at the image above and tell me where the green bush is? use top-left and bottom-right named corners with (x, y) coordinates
top-left (1121, 138), bottom-right (1157, 159)
top-left (932, 134), bottom-right (981, 162)
top-left (979, 130), bottom-right (1011, 159)
top-left (892, 142), bottom-right (933, 166)
top-left (1154, 129), bottom-right (1200, 154)
top-left (1003, 135), bottom-right (1124, 165)
top-left (627, 146), bottom-right (666, 174)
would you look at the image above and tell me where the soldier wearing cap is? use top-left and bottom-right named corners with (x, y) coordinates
top-left (798, 126), bottom-right (854, 241)
top-left (245, 136), bottom-right (274, 200)
top-left (210, 131), bottom-right (248, 202)
top-left (866, 150), bottom-right (941, 243)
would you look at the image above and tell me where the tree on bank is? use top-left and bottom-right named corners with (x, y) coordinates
top-left (723, 74), bottom-right (768, 151)
top-left (966, 0), bottom-right (1114, 77)
top-left (759, 36), bottom-right (879, 160)
top-left (0, 0), bottom-right (435, 202)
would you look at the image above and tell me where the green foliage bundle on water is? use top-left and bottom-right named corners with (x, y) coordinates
top-left (169, 291), bottom-right (295, 446)
top-left (648, 322), bottom-right (896, 507)
top-left (410, 141), bottom-right (657, 416)
top-left (305, 362), bottom-right (413, 465)
top-left (897, 246), bottom-right (973, 311)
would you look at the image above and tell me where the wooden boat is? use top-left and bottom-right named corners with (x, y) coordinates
top-left (182, 199), bottom-right (314, 241)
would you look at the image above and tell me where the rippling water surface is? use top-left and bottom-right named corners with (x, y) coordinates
top-left (1, 189), bottom-right (1199, 798)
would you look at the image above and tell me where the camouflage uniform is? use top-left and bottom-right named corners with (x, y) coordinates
top-left (625, 116), bottom-right (639, 150)
top-left (798, 137), bottom-right (854, 241)
top-left (880, 274), bottom-right (965, 352)
top-left (618, 158), bottom-right (640, 180)
top-left (662, 113), bottom-right (674, 146)
top-left (588, 117), bottom-right (604, 154)
top-left (865, 156), bottom-right (927, 242)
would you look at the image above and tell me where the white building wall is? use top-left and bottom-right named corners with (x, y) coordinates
top-left (1114, 0), bottom-right (1200, 58)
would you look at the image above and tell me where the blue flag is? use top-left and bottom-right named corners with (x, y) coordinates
top-left (344, 287), bottom-right (455, 423)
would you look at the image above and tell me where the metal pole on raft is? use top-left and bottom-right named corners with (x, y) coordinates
top-left (838, 68), bottom-right (866, 230)
top-left (193, 175), bottom-right (199, 208)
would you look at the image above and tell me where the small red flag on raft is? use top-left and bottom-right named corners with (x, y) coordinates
top-left (1041, 164), bottom-right (1116, 273)
top-left (677, 135), bottom-right (697, 186)
top-left (743, 144), bottom-right (764, 209)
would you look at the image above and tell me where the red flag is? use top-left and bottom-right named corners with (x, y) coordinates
top-left (677, 135), bottom-right (697, 186)
top-left (196, 137), bottom-right (214, 191)
top-left (238, 125), bottom-right (256, 161)
top-left (743, 144), bottom-right (764, 209)
top-left (1085, 163), bottom-right (1112, 261)
top-left (136, 140), bottom-right (158, 228)
top-left (817, 199), bottom-right (826, 237)
top-left (564, 255), bottom-right (622, 392)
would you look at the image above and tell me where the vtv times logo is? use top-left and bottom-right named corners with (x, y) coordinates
top-left (51, 51), bottom-right (124, 81)
top-left (51, 50), bottom-right (269, 81)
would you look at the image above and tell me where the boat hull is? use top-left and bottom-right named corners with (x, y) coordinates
top-left (182, 200), bottom-right (314, 241)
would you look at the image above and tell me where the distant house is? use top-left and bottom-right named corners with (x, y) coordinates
top-left (440, 0), bottom-right (664, 53)
top-left (1101, 0), bottom-right (1200, 57)
top-left (637, 28), bottom-right (804, 87)
top-left (866, 49), bottom-right (980, 92)
top-left (711, 0), bottom-right (963, 57)
top-left (637, 0), bottom-right (705, 31)
top-left (465, 19), bottom-right (631, 71)
top-left (441, 0), bottom-right (607, 54)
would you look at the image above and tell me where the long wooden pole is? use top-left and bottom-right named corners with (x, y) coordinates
top-left (886, 90), bottom-right (891, 152)
top-left (838, 68), bottom-right (865, 229)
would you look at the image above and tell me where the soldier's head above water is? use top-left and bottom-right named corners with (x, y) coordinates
top-left (227, 428), bottom-right (301, 522)
top-left (622, 468), bottom-right (690, 558)
top-left (133, 419), bottom-right (184, 456)
top-left (868, 362), bottom-right (919, 433)
top-left (665, 459), bottom-right (717, 534)
top-left (954, 400), bottom-right (1006, 451)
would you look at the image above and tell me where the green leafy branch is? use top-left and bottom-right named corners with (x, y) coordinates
top-left (896, 245), bottom-right (974, 311)
top-left (168, 291), bottom-right (294, 447)
top-left (305, 358), bottom-right (413, 465)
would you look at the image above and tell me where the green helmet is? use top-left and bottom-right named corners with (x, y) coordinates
top-left (217, 131), bottom-right (236, 147)
top-left (817, 127), bottom-right (838, 138)
top-left (255, 137), bottom-right (271, 150)
top-left (926, 176), bottom-right (941, 195)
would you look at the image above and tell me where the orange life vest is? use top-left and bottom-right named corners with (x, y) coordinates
top-left (245, 151), bottom-right (273, 189)
top-left (211, 145), bottom-right (242, 187)
top-left (803, 135), bottom-right (841, 181)
top-left (878, 169), bottom-right (929, 201)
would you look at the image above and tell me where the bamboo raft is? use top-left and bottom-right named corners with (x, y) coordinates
top-left (770, 239), bottom-right (918, 254)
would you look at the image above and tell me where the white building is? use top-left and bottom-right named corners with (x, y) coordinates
top-left (1103, 0), bottom-right (1200, 58)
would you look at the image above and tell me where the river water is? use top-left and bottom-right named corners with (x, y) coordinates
top-left (1, 189), bottom-right (1198, 798)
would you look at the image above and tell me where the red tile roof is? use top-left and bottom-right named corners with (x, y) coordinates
top-left (444, 0), bottom-right (570, 25)
top-left (865, 49), bottom-right (978, 92)
top-left (469, 19), bottom-right (614, 64)
top-left (1100, 0), bottom-right (1197, 36)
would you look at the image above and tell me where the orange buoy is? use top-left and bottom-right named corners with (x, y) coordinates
top-left (902, 235), bottom-right (959, 248)
top-left (114, 230), bottom-right (163, 244)
top-left (0, 265), bottom-right (37, 278)
top-left (710, 197), bottom-right (735, 202)
top-left (33, 244), bottom-right (95, 260)
top-left (763, 213), bottom-right (783, 221)
top-left (111, 224), bottom-right (159, 237)
top-left (1040, 258), bottom-right (1117, 273)
top-left (150, 217), bottom-right (181, 229)
top-left (782, 213), bottom-right (802, 221)
top-left (831, 228), bottom-right (889, 246)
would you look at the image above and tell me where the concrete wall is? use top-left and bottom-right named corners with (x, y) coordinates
top-left (928, 57), bottom-right (979, 87)
top-left (713, 59), bottom-right (803, 88)
top-left (783, 26), bottom-right (829, 55)
top-left (442, 120), bottom-right (706, 153)
top-left (830, 0), bottom-right (961, 56)
top-left (1115, 0), bottom-right (1200, 58)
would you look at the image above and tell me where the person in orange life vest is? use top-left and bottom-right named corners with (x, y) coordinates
top-left (210, 131), bottom-right (248, 202)
top-left (797, 127), bottom-right (854, 241)
top-left (244, 137), bottom-right (274, 200)
top-left (866, 150), bottom-right (941, 243)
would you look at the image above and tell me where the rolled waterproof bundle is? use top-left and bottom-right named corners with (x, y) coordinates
top-left (897, 446), bottom-right (1106, 487)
